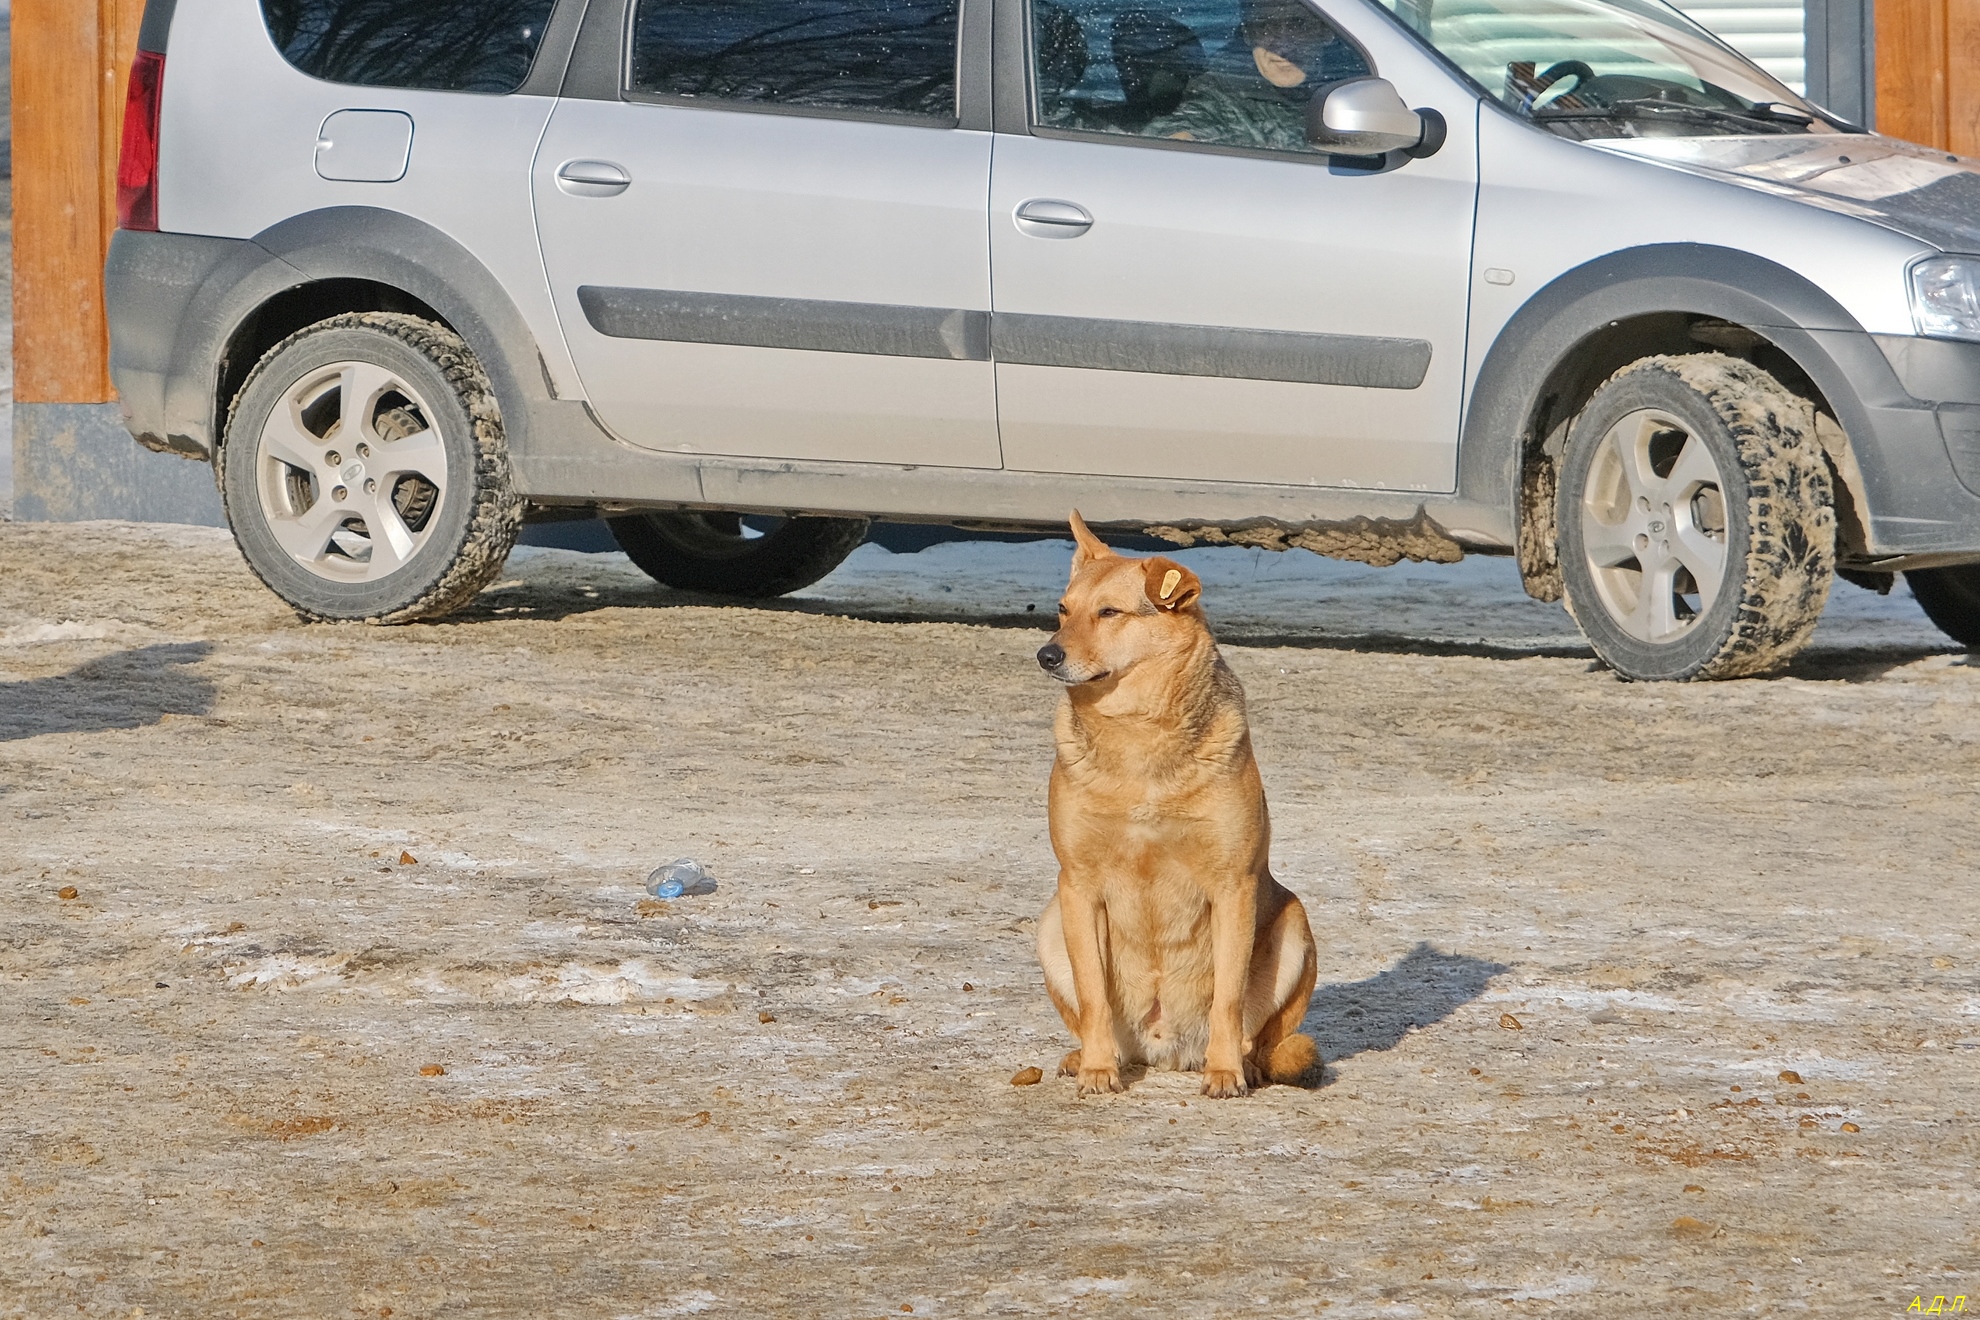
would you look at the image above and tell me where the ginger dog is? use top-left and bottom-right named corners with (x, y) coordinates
top-left (1034, 511), bottom-right (1320, 1098)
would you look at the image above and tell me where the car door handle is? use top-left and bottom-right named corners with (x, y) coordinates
top-left (1013, 199), bottom-right (1093, 239)
top-left (556, 160), bottom-right (631, 197)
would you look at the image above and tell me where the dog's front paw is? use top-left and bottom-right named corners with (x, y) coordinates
top-left (1076, 1065), bottom-right (1125, 1096)
top-left (1057, 1049), bottom-right (1084, 1078)
top-left (1201, 1068), bottom-right (1250, 1099)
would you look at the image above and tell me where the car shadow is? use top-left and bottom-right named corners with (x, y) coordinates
top-left (0, 642), bottom-right (216, 742)
top-left (448, 575), bottom-right (1606, 661)
top-left (1779, 643), bottom-right (1958, 683)
top-left (448, 560), bottom-right (1959, 674)
top-left (1301, 941), bottom-right (1510, 1082)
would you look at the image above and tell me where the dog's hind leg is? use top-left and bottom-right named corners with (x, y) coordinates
top-left (1243, 889), bottom-right (1321, 1087)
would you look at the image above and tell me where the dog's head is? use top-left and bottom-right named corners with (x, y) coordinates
top-left (1036, 510), bottom-right (1204, 686)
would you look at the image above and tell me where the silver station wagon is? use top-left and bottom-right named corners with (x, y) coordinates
top-left (108, 0), bottom-right (1980, 679)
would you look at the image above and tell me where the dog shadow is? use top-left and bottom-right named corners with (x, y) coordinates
top-left (1300, 941), bottom-right (1509, 1082)
top-left (0, 642), bottom-right (216, 742)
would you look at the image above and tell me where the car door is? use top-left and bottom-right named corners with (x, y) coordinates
top-left (533, 0), bottom-right (999, 469)
top-left (989, 0), bottom-right (1476, 492)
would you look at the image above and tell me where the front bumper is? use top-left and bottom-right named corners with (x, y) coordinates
top-left (1789, 329), bottom-right (1980, 563)
top-left (1875, 333), bottom-right (1980, 501)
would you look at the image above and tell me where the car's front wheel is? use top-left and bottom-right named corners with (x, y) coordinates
top-left (1556, 353), bottom-right (1835, 681)
top-left (220, 313), bottom-right (521, 622)
top-left (606, 511), bottom-right (870, 597)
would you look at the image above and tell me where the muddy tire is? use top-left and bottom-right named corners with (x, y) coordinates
top-left (220, 313), bottom-right (521, 623)
top-left (1905, 564), bottom-right (1980, 646)
top-left (1556, 354), bottom-right (1834, 681)
top-left (607, 511), bottom-right (870, 597)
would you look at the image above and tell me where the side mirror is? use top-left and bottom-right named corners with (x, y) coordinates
top-left (1306, 77), bottom-right (1447, 159)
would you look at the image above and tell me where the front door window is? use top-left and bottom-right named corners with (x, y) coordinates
top-left (1032, 0), bottom-right (1370, 154)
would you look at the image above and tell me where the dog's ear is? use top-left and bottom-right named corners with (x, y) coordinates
top-left (1143, 557), bottom-right (1201, 613)
top-left (1067, 509), bottom-right (1115, 568)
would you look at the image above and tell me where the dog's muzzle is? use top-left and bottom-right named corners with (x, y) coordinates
top-left (1036, 642), bottom-right (1101, 684)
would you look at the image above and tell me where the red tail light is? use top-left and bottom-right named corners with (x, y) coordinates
top-left (117, 51), bottom-right (165, 232)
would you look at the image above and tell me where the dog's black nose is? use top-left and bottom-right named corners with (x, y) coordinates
top-left (1036, 642), bottom-right (1065, 671)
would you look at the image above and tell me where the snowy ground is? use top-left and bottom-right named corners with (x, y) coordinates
top-left (3, 521), bottom-right (1977, 1318)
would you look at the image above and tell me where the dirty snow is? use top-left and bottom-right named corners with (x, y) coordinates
top-left (1, 519), bottom-right (1975, 1317)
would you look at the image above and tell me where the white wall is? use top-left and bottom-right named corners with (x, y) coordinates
top-left (1670, 0), bottom-right (1806, 93)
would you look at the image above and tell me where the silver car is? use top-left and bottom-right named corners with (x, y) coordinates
top-left (108, 0), bottom-right (1980, 679)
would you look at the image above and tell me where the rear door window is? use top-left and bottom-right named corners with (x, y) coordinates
top-left (628, 0), bottom-right (961, 123)
top-left (261, 0), bottom-right (558, 93)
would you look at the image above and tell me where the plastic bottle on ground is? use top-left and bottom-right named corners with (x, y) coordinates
top-left (646, 858), bottom-right (717, 899)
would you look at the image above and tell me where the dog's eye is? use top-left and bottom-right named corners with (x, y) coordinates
top-left (1096, 607), bottom-right (1121, 619)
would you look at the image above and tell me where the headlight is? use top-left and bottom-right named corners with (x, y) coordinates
top-left (1911, 255), bottom-right (1980, 341)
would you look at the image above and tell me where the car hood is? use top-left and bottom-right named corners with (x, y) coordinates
top-left (1589, 134), bottom-right (1980, 253)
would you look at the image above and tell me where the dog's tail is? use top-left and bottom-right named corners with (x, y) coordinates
top-left (1266, 1033), bottom-right (1321, 1086)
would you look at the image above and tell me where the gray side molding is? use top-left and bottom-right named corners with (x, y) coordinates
top-left (992, 313), bottom-right (1431, 388)
top-left (578, 287), bottom-right (993, 361)
top-left (576, 285), bottom-right (1431, 388)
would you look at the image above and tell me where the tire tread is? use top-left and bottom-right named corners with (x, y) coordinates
top-left (1561, 353), bottom-right (1835, 681)
top-left (220, 312), bottom-right (521, 624)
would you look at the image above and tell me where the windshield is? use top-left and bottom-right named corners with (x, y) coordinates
top-left (1370, 0), bottom-right (1841, 139)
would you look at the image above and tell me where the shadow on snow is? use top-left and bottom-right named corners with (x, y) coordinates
top-left (0, 643), bottom-right (215, 742)
top-left (1302, 941), bottom-right (1510, 1079)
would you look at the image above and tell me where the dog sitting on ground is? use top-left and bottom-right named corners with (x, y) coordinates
top-left (1034, 512), bottom-right (1320, 1098)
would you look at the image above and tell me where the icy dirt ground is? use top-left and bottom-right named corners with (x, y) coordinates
top-left (3, 520), bottom-right (1977, 1318)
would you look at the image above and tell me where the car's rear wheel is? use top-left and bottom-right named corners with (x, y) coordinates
top-left (220, 313), bottom-right (521, 623)
top-left (606, 511), bottom-right (869, 597)
top-left (1905, 564), bottom-right (1980, 646)
top-left (1557, 353), bottom-right (1835, 680)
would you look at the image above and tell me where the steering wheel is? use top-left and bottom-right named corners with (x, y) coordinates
top-left (1535, 60), bottom-right (1595, 92)
top-left (1532, 59), bottom-right (1595, 97)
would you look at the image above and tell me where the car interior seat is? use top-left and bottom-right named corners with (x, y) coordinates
top-left (1109, 9), bottom-right (1208, 127)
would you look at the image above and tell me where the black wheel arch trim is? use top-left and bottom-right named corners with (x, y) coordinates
top-left (1459, 241), bottom-right (1980, 557)
top-left (246, 208), bottom-right (552, 442)
top-left (114, 208), bottom-right (585, 467)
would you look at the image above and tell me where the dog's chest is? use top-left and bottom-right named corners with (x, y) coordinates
top-left (1061, 744), bottom-right (1219, 818)
top-left (1078, 790), bottom-right (1195, 849)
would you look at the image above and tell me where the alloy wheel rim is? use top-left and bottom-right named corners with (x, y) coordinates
top-left (1579, 408), bottom-right (1731, 644)
top-left (255, 360), bottom-right (449, 582)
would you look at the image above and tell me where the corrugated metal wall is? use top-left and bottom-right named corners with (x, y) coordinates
top-left (1669, 0), bottom-right (1807, 92)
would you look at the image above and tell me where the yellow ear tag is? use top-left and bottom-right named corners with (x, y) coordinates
top-left (1159, 569), bottom-right (1182, 602)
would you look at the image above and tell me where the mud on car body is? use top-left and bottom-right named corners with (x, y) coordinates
top-left (108, 0), bottom-right (1980, 678)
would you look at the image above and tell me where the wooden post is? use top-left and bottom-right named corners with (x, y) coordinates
top-left (12, 0), bottom-right (145, 406)
top-left (1875, 0), bottom-right (1980, 154)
